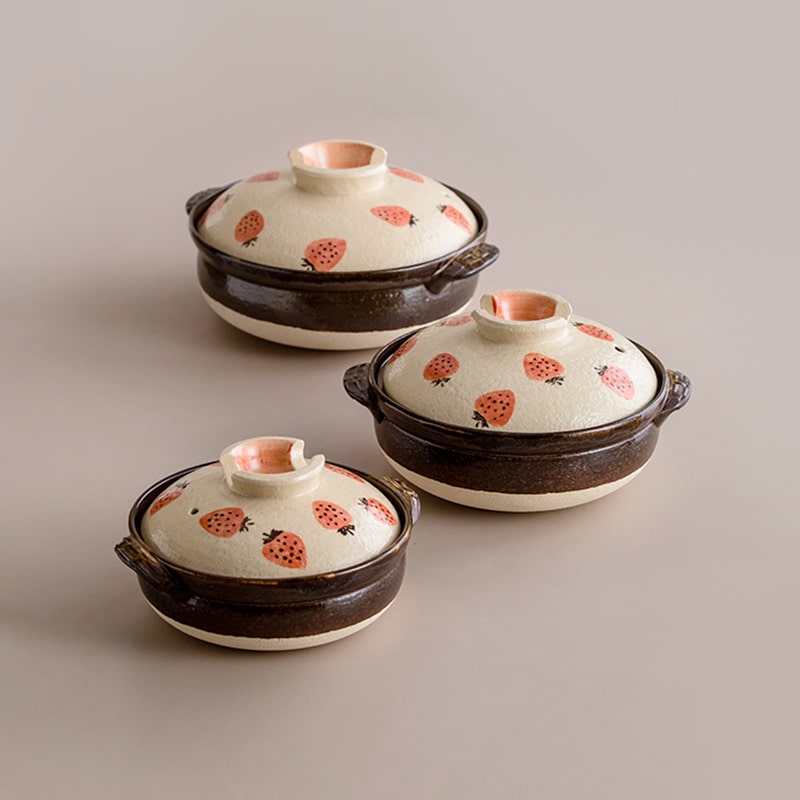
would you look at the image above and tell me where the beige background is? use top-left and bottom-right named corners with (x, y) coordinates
top-left (2, 1), bottom-right (798, 797)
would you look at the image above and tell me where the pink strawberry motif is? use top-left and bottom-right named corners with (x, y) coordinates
top-left (523, 353), bottom-right (565, 385)
top-left (312, 500), bottom-right (355, 536)
top-left (574, 322), bottom-right (614, 342)
top-left (325, 463), bottom-right (366, 483)
top-left (246, 171), bottom-right (280, 183)
top-left (201, 193), bottom-right (230, 227)
top-left (149, 481), bottom-right (188, 515)
top-left (389, 167), bottom-right (424, 183)
top-left (359, 497), bottom-right (398, 526)
top-left (423, 352), bottom-right (460, 386)
top-left (442, 314), bottom-right (472, 327)
top-left (438, 204), bottom-right (472, 233)
top-left (370, 205), bottom-right (417, 227)
top-left (473, 390), bottom-right (516, 428)
top-left (234, 210), bottom-right (264, 247)
top-left (301, 238), bottom-right (346, 272)
top-left (388, 336), bottom-right (417, 364)
top-left (199, 507), bottom-right (252, 538)
top-left (596, 365), bottom-right (635, 400)
top-left (262, 529), bottom-right (307, 569)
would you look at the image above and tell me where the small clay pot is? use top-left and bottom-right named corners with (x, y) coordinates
top-left (344, 290), bottom-right (691, 511)
top-left (186, 139), bottom-right (498, 350)
top-left (115, 437), bottom-right (420, 650)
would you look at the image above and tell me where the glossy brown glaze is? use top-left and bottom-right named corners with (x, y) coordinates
top-left (116, 465), bottom-right (417, 641)
top-left (187, 185), bottom-right (499, 333)
top-left (344, 337), bottom-right (691, 496)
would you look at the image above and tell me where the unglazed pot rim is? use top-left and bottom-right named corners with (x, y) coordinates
top-left (348, 333), bottom-right (691, 450)
top-left (187, 183), bottom-right (491, 286)
top-left (124, 461), bottom-right (415, 589)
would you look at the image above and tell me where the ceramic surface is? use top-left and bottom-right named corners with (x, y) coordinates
top-left (115, 438), bottom-right (419, 649)
top-left (197, 140), bottom-right (477, 272)
top-left (382, 290), bottom-right (658, 433)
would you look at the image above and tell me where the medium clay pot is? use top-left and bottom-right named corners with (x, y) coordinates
top-left (344, 290), bottom-right (691, 512)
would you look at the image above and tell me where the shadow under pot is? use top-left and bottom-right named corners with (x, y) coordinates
top-left (186, 139), bottom-right (499, 350)
top-left (115, 437), bottom-right (419, 650)
top-left (345, 289), bottom-right (691, 512)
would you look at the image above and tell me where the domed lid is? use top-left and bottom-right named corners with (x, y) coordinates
top-left (381, 290), bottom-right (659, 432)
top-left (140, 437), bottom-right (404, 578)
top-left (195, 139), bottom-right (478, 272)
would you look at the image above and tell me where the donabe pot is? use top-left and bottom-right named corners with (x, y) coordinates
top-left (344, 292), bottom-right (691, 511)
top-left (116, 439), bottom-right (419, 650)
top-left (186, 140), bottom-right (498, 350)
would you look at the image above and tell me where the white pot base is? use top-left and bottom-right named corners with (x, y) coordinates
top-left (148, 602), bottom-right (392, 650)
top-left (381, 452), bottom-right (648, 512)
top-left (202, 293), bottom-right (470, 350)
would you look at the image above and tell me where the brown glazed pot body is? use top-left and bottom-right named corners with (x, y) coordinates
top-left (186, 185), bottom-right (499, 334)
top-left (116, 464), bottom-right (418, 642)
top-left (344, 335), bottom-right (691, 505)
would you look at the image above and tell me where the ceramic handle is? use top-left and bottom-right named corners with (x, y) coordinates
top-left (343, 363), bottom-right (371, 408)
top-left (425, 242), bottom-right (500, 295)
top-left (655, 370), bottom-right (692, 427)
top-left (372, 476), bottom-right (421, 525)
top-left (185, 187), bottom-right (224, 216)
top-left (115, 536), bottom-right (183, 593)
top-left (344, 363), bottom-right (385, 423)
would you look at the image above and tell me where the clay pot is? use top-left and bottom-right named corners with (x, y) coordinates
top-left (345, 290), bottom-right (691, 511)
top-left (186, 140), bottom-right (498, 349)
top-left (115, 437), bottom-right (419, 649)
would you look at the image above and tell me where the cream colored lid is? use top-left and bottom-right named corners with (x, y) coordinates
top-left (381, 290), bottom-right (659, 433)
top-left (140, 437), bottom-right (402, 578)
top-left (196, 140), bottom-right (478, 271)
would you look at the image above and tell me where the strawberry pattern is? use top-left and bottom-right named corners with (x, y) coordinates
top-left (370, 205), bottom-right (417, 227)
top-left (380, 296), bottom-right (659, 434)
top-left (302, 238), bottom-right (347, 272)
top-left (234, 210), bottom-right (264, 247)
top-left (324, 463), bottom-right (365, 483)
top-left (389, 166), bottom-right (424, 183)
top-left (141, 454), bottom-right (401, 580)
top-left (423, 353), bottom-right (460, 386)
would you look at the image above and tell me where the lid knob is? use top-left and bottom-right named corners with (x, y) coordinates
top-left (220, 437), bottom-right (324, 498)
top-left (288, 140), bottom-right (388, 195)
top-left (472, 290), bottom-right (573, 343)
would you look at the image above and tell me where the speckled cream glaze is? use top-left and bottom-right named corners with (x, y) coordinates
top-left (382, 290), bottom-right (658, 433)
top-left (197, 140), bottom-right (477, 272)
top-left (141, 437), bottom-right (401, 578)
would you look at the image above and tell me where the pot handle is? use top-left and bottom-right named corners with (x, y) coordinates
top-left (425, 242), bottom-right (500, 295)
top-left (344, 363), bottom-right (383, 419)
top-left (373, 476), bottom-right (422, 525)
top-left (115, 536), bottom-right (184, 594)
top-left (185, 187), bottom-right (224, 216)
top-left (655, 369), bottom-right (692, 427)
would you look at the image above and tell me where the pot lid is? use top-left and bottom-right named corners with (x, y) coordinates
top-left (381, 290), bottom-right (659, 433)
top-left (195, 140), bottom-right (478, 272)
top-left (140, 437), bottom-right (404, 578)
